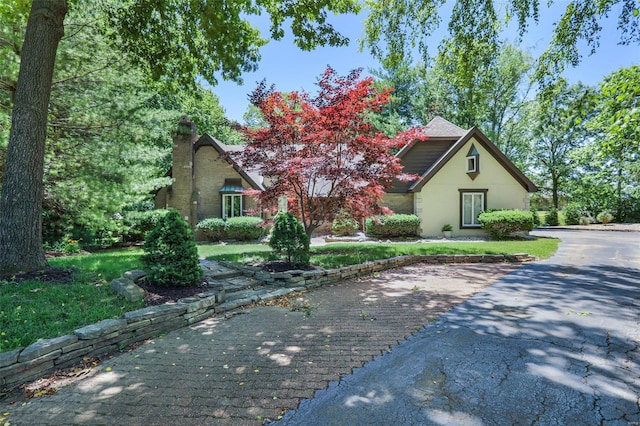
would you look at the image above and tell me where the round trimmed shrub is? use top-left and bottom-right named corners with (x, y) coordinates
top-left (580, 215), bottom-right (594, 225)
top-left (596, 211), bottom-right (613, 224)
top-left (478, 209), bottom-right (534, 240)
top-left (269, 213), bottom-right (310, 267)
top-left (332, 211), bottom-right (359, 236)
top-left (196, 217), bottom-right (226, 241)
top-left (142, 210), bottom-right (202, 287)
top-left (365, 214), bottom-right (420, 238)
top-left (225, 216), bottom-right (265, 241)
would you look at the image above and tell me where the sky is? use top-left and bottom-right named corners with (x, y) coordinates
top-left (210, 2), bottom-right (639, 123)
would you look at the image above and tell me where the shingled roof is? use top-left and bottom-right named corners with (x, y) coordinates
top-left (421, 116), bottom-right (467, 138)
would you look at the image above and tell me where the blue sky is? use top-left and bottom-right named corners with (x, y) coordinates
top-left (211, 2), bottom-right (639, 123)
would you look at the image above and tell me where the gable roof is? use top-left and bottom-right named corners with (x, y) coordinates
top-left (194, 134), bottom-right (265, 190)
top-left (421, 116), bottom-right (467, 138)
top-left (408, 126), bottom-right (538, 193)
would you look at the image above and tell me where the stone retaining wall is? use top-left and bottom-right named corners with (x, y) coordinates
top-left (0, 253), bottom-right (533, 387)
top-left (220, 253), bottom-right (534, 288)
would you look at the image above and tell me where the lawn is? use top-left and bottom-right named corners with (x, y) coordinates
top-left (203, 238), bottom-right (560, 269)
top-left (1, 238), bottom-right (559, 352)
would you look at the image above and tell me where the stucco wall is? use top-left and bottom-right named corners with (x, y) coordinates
top-left (193, 146), bottom-right (257, 220)
top-left (415, 137), bottom-right (530, 237)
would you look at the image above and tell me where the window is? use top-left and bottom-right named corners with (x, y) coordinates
top-left (220, 178), bottom-right (244, 219)
top-left (465, 144), bottom-right (479, 179)
top-left (460, 190), bottom-right (487, 227)
top-left (466, 156), bottom-right (477, 173)
top-left (223, 194), bottom-right (242, 218)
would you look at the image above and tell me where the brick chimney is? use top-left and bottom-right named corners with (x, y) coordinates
top-left (168, 115), bottom-right (198, 227)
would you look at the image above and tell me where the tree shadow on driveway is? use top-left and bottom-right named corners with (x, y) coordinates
top-left (279, 262), bottom-right (640, 425)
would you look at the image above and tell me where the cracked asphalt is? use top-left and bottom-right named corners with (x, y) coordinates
top-left (277, 229), bottom-right (640, 425)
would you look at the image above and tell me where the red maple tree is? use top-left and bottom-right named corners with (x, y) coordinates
top-left (236, 67), bottom-right (427, 235)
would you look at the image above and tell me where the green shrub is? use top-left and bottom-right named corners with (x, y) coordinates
top-left (269, 213), bottom-right (310, 267)
top-left (332, 211), bottom-right (359, 236)
top-left (545, 208), bottom-right (559, 226)
top-left (530, 205), bottom-right (540, 227)
top-left (478, 209), bottom-right (534, 240)
top-left (579, 215), bottom-right (593, 225)
top-left (563, 203), bottom-right (583, 226)
top-left (225, 216), bottom-right (266, 241)
top-left (123, 209), bottom-right (171, 242)
top-left (196, 217), bottom-right (227, 241)
top-left (365, 214), bottom-right (421, 238)
top-left (44, 235), bottom-right (82, 254)
top-left (142, 210), bottom-right (202, 287)
top-left (596, 211), bottom-right (613, 224)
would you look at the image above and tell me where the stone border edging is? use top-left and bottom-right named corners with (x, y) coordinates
top-left (0, 253), bottom-right (533, 388)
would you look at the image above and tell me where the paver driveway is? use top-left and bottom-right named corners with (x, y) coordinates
top-left (0, 262), bottom-right (516, 425)
top-left (277, 229), bottom-right (640, 425)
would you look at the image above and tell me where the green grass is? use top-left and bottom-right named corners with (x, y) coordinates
top-left (205, 238), bottom-right (560, 269)
top-left (0, 249), bottom-right (146, 352)
top-left (0, 238), bottom-right (559, 352)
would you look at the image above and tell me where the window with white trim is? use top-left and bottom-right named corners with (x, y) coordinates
top-left (465, 144), bottom-right (480, 179)
top-left (222, 194), bottom-right (242, 219)
top-left (466, 155), bottom-right (478, 173)
top-left (461, 191), bottom-right (486, 227)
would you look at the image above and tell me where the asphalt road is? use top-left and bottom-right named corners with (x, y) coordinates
top-left (276, 229), bottom-right (640, 425)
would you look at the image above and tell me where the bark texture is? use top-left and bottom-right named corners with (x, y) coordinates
top-left (0, 1), bottom-right (67, 273)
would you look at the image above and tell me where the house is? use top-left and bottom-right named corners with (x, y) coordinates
top-left (383, 116), bottom-right (537, 236)
top-left (154, 116), bottom-right (264, 227)
top-left (155, 115), bottom-right (537, 237)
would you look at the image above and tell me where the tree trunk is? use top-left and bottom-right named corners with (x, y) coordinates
top-left (551, 172), bottom-right (559, 209)
top-left (0, 1), bottom-right (67, 274)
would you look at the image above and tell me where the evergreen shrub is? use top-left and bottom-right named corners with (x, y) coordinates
top-left (124, 209), bottom-right (171, 242)
top-left (196, 218), bottom-right (226, 241)
top-left (142, 210), bottom-right (202, 287)
top-left (225, 216), bottom-right (265, 241)
top-left (478, 209), bottom-right (534, 240)
top-left (563, 203), bottom-right (583, 226)
top-left (545, 208), bottom-right (560, 226)
top-left (269, 213), bottom-right (310, 267)
top-left (365, 214), bottom-right (420, 238)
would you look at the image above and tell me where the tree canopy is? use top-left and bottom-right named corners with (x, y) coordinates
top-left (237, 67), bottom-right (426, 235)
top-left (103, 0), bottom-right (361, 88)
top-left (0, 0), bottom-right (362, 273)
top-left (362, 0), bottom-right (639, 86)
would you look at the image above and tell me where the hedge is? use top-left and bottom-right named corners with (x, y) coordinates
top-left (196, 217), bottom-right (226, 241)
top-left (478, 209), bottom-right (534, 240)
top-left (224, 216), bottom-right (266, 241)
top-left (365, 214), bottom-right (420, 238)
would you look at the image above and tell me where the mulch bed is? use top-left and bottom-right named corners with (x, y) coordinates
top-left (136, 279), bottom-right (212, 306)
top-left (0, 267), bottom-right (76, 284)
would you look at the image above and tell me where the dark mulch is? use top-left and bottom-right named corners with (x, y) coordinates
top-left (136, 279), bottom-right (211, 306)
top-left (259, 260), bottom-right (314, 273)
top-left (0, 267), bottom-right (76, 284)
